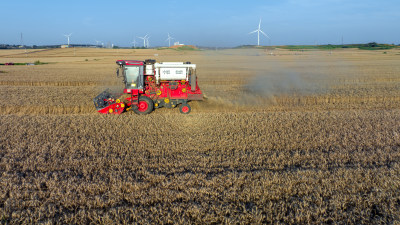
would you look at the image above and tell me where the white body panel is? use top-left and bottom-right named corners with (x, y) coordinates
top-left (154, 62), bottom-right (196, 82)
top-left (160, 68), bottom-right (187, 80)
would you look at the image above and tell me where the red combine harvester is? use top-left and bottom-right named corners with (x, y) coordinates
top-left (93, 59), bottom-right (203, 115)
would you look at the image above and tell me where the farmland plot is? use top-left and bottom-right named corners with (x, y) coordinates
top-left (0, 48), bottom-right (399, 223)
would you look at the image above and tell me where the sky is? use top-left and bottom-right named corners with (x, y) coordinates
top-left (1, 0), bottom-right (399, 47)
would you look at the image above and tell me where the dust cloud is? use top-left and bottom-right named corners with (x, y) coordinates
top-left (198, 49), bottom-right (344, 108)
top-left (96, 68), bottom-right (125, 96)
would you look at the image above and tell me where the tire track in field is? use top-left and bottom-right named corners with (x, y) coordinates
top-left (0, 105), bottom-right (97, 115)
top-left (0, 81), bottom-right (97, 86)
top-left (0, 49), bottom-right (54, 57)
top-left (1, 95), bottom-right (399, 115)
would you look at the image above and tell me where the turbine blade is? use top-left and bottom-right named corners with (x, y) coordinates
top-left (249, 30), bottom-right (258, 34)
top-left (260, 30), bottom-right (270, 39)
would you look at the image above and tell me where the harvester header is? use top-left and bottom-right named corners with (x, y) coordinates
top-left (94, 59), bottom-right (203, 115)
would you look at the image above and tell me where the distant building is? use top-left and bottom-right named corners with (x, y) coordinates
top-left (61, 45), bottom-right (69, 48)
top-left (173, 41), bottom-right (184, 46)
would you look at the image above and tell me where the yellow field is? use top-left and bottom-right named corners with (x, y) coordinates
top-left (0, 48), bottom-right (399, 223)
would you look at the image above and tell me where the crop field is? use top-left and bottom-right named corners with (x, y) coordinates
top-left (1, 47), bottom-right (400, 224)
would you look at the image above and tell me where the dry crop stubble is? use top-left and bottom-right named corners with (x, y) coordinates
top-left (1, 48), bottom-right (400, 223)
top-left (1, 110), bottom-right (399, 223)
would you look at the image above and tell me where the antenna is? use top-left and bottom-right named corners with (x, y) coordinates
top-left (64, 33), bottom-right (72, 47)
top-left (21, 32), bottom-right (27, 55)
top-left (166, 33), bottom-right (174, 47)
top-left (248, 18), bottom-right (270, 46)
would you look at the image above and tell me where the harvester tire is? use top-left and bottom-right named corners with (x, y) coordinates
top-left (132, 96), bottom-right (154, 115)
top-left (179, 103), bottom-right (191, 114)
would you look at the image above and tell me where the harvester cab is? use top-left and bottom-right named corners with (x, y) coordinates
top-left (116, 60), bottom-right (146, 90)
top-left (94, 59), bottom-right (203, 115)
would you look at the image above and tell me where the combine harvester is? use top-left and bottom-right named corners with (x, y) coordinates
top-left (94, 59), bottom-right (203, 115)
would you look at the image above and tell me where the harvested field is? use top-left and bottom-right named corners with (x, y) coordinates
top-left (1, 48), bottom-right (400, 223)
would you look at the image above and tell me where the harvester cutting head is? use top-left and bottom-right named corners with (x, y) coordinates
top-left (93, 89), bottom-right (125, 114)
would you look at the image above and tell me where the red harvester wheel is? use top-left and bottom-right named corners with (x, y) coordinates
top-left (132, 96), bottom-right (154, 115)
top-left (179, 103), bottom-right (191, 114)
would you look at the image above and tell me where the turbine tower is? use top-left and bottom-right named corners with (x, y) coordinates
top-left (248, 19), bottom-right (270, 46)
top-left (166, 33), bottom-right (174, 47)
top-left (64, 33), bottom-right (72, 47)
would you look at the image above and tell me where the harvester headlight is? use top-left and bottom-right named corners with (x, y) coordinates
top-left (109, 109), bottom-right (113, 113)
top-left (164, 98), bottom-right (170, 103)
top-left (156, 89), bottom-right (162, 95)
top-left (121, 103), bottom-right (125, 108)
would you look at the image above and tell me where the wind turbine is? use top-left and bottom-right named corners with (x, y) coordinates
top-left (248, 19), bottom-right (270, 46)
top-left (166, 33), bottom-right (174, 47)
top-left (95, 40), bottom-right (101, 47)
top-left (64, 33), bottom-right (72, 47)
top-left (145, 35), bottom-right (150, 48)
top-left (131, 38), bottom-right (137, 48)
top-left (137, 34), bottom-right (148, 48)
